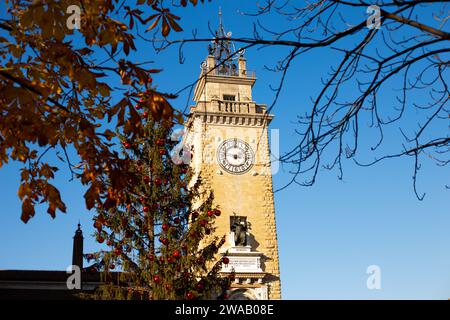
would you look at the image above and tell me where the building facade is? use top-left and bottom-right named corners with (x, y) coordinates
top-left (185, 17), bottom-right (281, 300)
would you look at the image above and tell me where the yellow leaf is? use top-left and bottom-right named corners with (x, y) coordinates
top-left (162, 17), bottom-right (170, 37)
top-left (168, 16), bottom-right (182, 32)
top-left (18, 183), bottom-right (29, 200)
top-left (21, 198), bottom-right (35, 223)
top-left (146, 16), bottom-right (160, 32)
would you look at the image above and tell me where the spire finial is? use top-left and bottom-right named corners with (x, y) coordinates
top-left (75, 222), bottom-right (83, 237)
top-left (218, 6), bottom-right (222, 28)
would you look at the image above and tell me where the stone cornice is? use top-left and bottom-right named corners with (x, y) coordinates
top-left (204, 74), bottom-right (256, 87)
top-left (188, 111), bottom-right (273, 128)
top-left (220, 272), bottom-right (266, 279)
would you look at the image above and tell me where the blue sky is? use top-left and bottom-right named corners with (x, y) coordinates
top-left (1, 1), bottom-right (449, 299)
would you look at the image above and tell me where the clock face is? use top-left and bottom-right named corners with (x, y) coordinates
top-left (217, 139), bottom-right (254, 175)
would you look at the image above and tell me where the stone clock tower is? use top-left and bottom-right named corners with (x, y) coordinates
top-left (184, 14), bottom-right (281, 300)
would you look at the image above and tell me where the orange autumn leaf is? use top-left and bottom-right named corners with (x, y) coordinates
top-left (0, 0), bottom-right (207, 223)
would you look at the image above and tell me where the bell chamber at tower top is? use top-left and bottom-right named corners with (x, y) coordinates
top-left (201, 7), bottom-right (256, 79)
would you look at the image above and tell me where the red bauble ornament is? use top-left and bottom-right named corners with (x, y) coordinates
top-left (148, 254), bottom-right (155, 261)
top-left (186, 291), bottom-right (195, 300)
top-left (196, 282), bottom-right (204, 292)
top-left (207, 210), bottom-right (214, 217)
top-left (167, 257), bottom-right (174, 264)
top-left (214, 209), bottom-right (221, 216)
top-left (114, 247), bottom-right (122, 256)
top-left (106, 239), bottom-right (112, 246)
top-left (123, 141), bottom-right (131, 149)
top-left (156, 139), bottom-right (164, 147)
top-left (153, 275), bottom-right (161, 283)
top-left (222, 257), bottom-right (230, 265)
top-left (135, 103), bottom-right (142, 110)
top-left (173, 250), bottom-right (181, 258)
top-left (173, 217), bottom-right (180, 225)
top-left (143, 175), bottom-right (150, 183)
top-left (109, 264), bottom-right (115, 270)
top-left (96, 236), bottom-right (104, 244)
top-left (162, 223), bottom-right (170, 232)
top-left (181, 167), bottom-right (189, 174)
top-left (154, 177), bottom-right (162, 186)
top-left (159, 149), bottom-right (166, 155)
top-left (142, 111), bottom-right (149, 118)
top-left (143, 206), bottom-right (150, 213)
top-left (197, 257), bottom-right (205, 264)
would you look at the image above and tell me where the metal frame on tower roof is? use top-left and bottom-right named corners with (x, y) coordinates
top-left (207, 7), bottom-right (240, 77)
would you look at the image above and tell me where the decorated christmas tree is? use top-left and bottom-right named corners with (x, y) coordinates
top-left (85, 94), bottom-right (231, 300)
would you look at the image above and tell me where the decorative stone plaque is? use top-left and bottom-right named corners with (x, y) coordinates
top-left (221, 246), bottom-right (264, 273)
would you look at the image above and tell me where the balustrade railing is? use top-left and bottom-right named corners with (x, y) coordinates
top-left (215, 100), bottom-right (266, 114)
